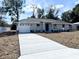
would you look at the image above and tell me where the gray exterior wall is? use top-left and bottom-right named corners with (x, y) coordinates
top-left (18, 22), bottom-right (73, 32)
top-left (17, 18), bottom-right (75, 33)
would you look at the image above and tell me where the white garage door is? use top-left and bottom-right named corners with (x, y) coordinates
top-left (18, 25), bottom-right (30, 33)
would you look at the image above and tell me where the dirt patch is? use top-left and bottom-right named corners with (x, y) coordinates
top-left (38, 31), bottom-right (79, 49)
top-left (0, 31), bottom-right (17, 37)
top-left (0, 31), bottom-right (20, 59)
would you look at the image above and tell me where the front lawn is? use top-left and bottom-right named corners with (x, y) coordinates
top-left (38, 31), bottom-right (79, 49)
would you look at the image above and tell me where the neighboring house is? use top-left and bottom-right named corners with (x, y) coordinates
top-left (17, 18), bottom-right (74, 33)
top-left (0, 27), bottom-right (10, 33)
top-left (73, 22), bottom-right (79, 30)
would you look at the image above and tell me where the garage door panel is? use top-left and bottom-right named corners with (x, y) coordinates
top-left (19, 25), bottom-right (30, 33)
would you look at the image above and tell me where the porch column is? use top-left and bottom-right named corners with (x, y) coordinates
top-left (41, 22), bottom-right (45, 32)
top-left (40, 22), bottom-right (43, 32)
top-left (43, 22), bottom-right (45, 32)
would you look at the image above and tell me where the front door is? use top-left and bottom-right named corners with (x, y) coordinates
top-left (45, 23), bottom-right (49, 32)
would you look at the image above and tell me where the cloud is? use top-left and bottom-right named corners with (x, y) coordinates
top-left (55, 4), bottom-right (64, 9)
top-left (21, 0), bottom-right (65, 19)
top-left (63, 8), bottom-right (71, 12)
top-left (23, 4), bottom-right (33, 13)
top-left (23, 4), bottom-right (42, 13)
top-left (74, 0), bottom-right (79, 4)
top-left (0, 0), bottom-right (3, 7)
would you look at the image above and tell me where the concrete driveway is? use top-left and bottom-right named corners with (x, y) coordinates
top-left (18, 33), bottom-right (79, 59)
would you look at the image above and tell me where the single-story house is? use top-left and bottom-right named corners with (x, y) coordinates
top-left (17, 18), bottom-right (75, 33)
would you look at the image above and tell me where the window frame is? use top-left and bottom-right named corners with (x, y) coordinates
top-left (37, 24), bottom-right (40, 27)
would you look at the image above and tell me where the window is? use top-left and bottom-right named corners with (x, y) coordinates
top-left (28, 24), bottom-right (29, 26)
top-left (53, 24), bottom-right (57, 29)
top-left (69, 25), bottom-right (72, 27)
top-left (69, 25), bottom-right (72, 28)
top-left (25, 23), bottom-right (27, 25)
top-left (20, 23), bottom-right (22, 26)
top-left (53, 24), bottom-right (57, 26)
top-left (30, 24), bottom-right (32, 26)
top-left (37, 24), bottom-right (40, 26)
top-left (20, 23), bottom-right (24, 26)
top-left (22, 24), bottom-right (24, 26)
top-left (20, 24), bottom-right (21, 26)
top-left (62, 24), bottom-right (65, 27)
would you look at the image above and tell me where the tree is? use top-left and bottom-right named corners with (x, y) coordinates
top-left (37, 8), bottom-right (45, 18)
top-left (73, 4), bottom-right (79, 16)
top-left (45, 6), bottom-right (59, 20)
top-left (72, 4), bottom-right (79, 22)
top-left (3, 0), bottom-right (25, 30)
top-left (61, 4), bottom-right (79, 23)
top-left (0, 6), bottom-right (9, 27)
top-left (61, 11), bottom-right (72, 23)
top-left (3, 0), bottom-right (25, 22)
top-left (31, 13), bottom-right (35, 18)
top-left (0, 19), bottom-right (9, 27)
top-left (30, 4), bottom-right (37, 18)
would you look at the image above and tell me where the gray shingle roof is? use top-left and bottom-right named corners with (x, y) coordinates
top-left (19, 18), bottom-right (72, 24)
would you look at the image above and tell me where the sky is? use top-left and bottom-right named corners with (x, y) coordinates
top-left (20, 0), bottom-right (79, 19)
top-left (0, 0), bottom-right (79, 24)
